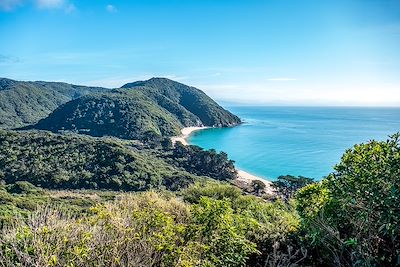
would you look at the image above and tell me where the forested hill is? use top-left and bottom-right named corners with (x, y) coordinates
top-left (122, 78), bottom-right (241, 127)
top-left (28, 78), bottom-right (241, 140)
top-left (0, 78), bottom-right (110, 129)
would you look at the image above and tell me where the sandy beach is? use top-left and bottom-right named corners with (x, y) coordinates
top-left (235, 170), bottom-right (274, 195)
top-left (172, 127), bottom-right (274, 194)
top-left (171, 126), bottom-right (209, 146)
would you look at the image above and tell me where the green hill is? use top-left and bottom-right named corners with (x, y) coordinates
top-left (28, 91), bottom-right (184, 140)
top-left (29, 78), bottom-right (241, 140)
top-left (0, 130), bottom-right (198, 191)
top-left (122, 78), bottom-right (241, 127)
top-left (0, 78), bottom-right (109, 129)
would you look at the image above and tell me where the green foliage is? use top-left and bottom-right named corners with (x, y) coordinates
top-left (6, 181), bottom-right (43, 195)
top-left (0, 78), bottom-right (109, 129)
top-left (0, 183), bottom-right (300, 267)
top-left (122, 78), bottom-right (241, 127)
top-left (295, 181), bottom-right (330, 220)
top-left (0, 183), bottom-right (118, 227)
top-left (0, 130), bottom-right (199, 191)
top-left (272, 175), bottom-right (314, 201)
top-left (250, 180), bottom-right (266, 195)
top-left (29, 91), bottom-right (183, 140)
top-left (182, 182), bottom-right (301, 266)
top-left (0, 192), bottom-right (255, 267)
top-left (29, 78), bottom-right (241, 141)
top-left (182, 181), bottom-right (242, 204)
top-left (296, 133), bottom-right (400, 266)
top-left (191, 197), bottom-right (258, 267)
top-left (170, 142), bottom-right (238, 181)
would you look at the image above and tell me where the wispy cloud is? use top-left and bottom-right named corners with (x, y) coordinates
top-left (36, 0), bottom-right (64, 9)
top-left (106, 4), bottom-right (117, 13)
top-left (0, 0), bottom-right (76, 12)
top-left (36, 0), bottom-right (76, 13)
top-left (0, 0), bottom-right (23, 11)
top-left (267, 78), bottom-right (297, 81)
top-left (0, 54), bottom-right (20, 63)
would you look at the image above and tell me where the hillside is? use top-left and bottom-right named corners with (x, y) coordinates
top-left (28, 91), bottom-right (184, 140)
top-left (0, 130), bottom-right (237, 191)
top-left (122, 78), bottom-right (241, 127)
top-left (0, 78), bottom-right (109, 129)
top-left (0, 130), bottom-right (197, 191)
top-left (29, 78), bottom-right (241, 140)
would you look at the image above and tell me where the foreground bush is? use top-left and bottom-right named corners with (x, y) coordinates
top-left (182, 182), bottom-right (302, 266)
top-left (296, 133), bottom-right (400, 266)
top-left (0, 184), bottom-right (300, 267)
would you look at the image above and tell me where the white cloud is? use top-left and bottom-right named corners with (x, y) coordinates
top-left (36, 0), bottom-right (76, 13)
top-left (0, 0), bottom-right (76, 12)
top-left (0, 0), bottom-right (23, 11)
top-left (106, 4), bottom-right (117, 13)
top-left (267, 78), bottom-right (297, 81)
top-left (36, 0), bottom-right (64, 9)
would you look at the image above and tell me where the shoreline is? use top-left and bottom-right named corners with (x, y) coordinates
top-left (171, 127), bottom-right (274, 195)
top-left (235, 170), bottom-right (274, 195)
top-left (171, 126), bottom-right (209, 146)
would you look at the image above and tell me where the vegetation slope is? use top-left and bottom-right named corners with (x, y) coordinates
top-left (0, 130), bottom-right (237, 192)
top-left (28, 78), bottom-right (241, 140)
top-left (122, 78), bottom-right (241, 127)
top-left (0, 132), bottom-right (399, 266)
top-left (0, 78), bottom-right (109, 129)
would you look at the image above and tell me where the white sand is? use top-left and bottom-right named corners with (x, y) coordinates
top-left (171, 127), bottom-right (275, 195)
top-left (171, 126), bottom-right (209, 146)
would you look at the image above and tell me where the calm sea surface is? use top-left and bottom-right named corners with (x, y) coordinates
top-left (188, 106), bottom-right (400, 181)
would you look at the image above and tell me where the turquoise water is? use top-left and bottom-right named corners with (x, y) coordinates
top-left (188, 106), bottom-right (400, 181)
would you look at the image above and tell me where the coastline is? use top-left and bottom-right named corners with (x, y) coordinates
top-left (171, 126), bottom-right (209, 146)
top-left (235, 170), bottom-right (274, 195)
top-left (171, 127), bottom-right (274, 195)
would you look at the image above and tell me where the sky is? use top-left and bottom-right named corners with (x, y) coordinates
top-left (0, 0), bottom-right (400, 106)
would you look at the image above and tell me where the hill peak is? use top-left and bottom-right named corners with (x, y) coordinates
top-left (27, 78), bottom-right (241, 140)
top-left (121, 77), bottom-right (182, 89)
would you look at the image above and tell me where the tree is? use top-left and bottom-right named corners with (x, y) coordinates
top-left (272, 175), bottom-right (314, 201)
top-left (250, 180), bottom-right (266, 195)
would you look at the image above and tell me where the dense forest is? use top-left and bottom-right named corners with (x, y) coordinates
top-left (23, 78), bottom-right (241, 140)
top-left (122, 78), bottom-right (241, 127)
top-left (0, 78), bottom-right (109, 129)
top-left (0, 130), bottom-right (238, 192)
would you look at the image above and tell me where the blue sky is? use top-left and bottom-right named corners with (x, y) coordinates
top-left (1, 0), bottom-right (400, 106)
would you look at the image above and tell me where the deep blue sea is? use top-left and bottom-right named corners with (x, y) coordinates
top-left (188, 106), bottom-right (400, 181)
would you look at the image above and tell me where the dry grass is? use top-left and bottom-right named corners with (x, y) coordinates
top-left (0, 192), bottom-right (198, 267)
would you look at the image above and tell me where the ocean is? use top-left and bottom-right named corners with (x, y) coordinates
top-left (188, 106), bottom-right (400, 181)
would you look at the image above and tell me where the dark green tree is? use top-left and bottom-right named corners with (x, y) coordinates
top-left (272, 175), bottom-right (314, 201)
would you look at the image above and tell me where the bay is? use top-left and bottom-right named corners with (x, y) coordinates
top-left (188, 106), bottom-right (400, 180)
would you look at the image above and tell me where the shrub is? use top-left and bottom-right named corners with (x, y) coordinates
top-left (296, 134), bottom-right (400, 266)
